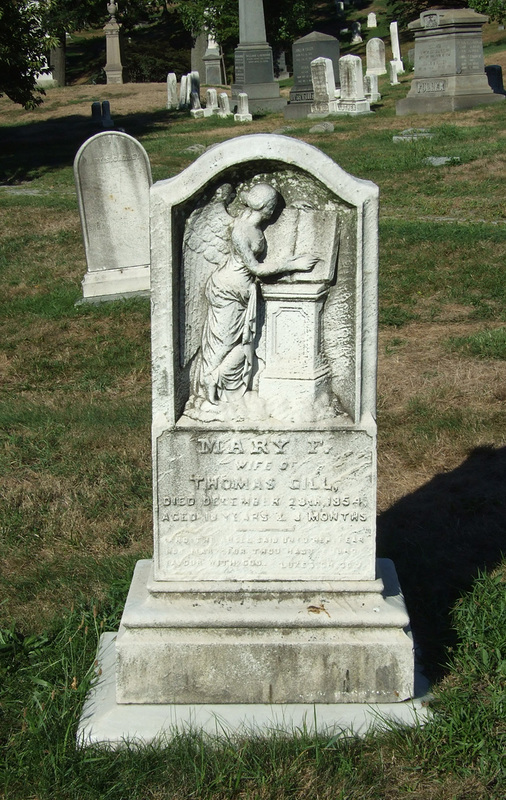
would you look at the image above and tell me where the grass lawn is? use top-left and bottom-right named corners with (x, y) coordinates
top-left (0, 19), bottom-right (505, 799)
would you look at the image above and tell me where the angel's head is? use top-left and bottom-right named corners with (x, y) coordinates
top-left (242, 183), bottom-right (278, 220)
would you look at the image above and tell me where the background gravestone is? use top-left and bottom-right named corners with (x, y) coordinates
top-left (485, 64), bottom-right (505, 95)
top-left (104, 2), bottom-right (123, 85)
top-left (203, 31), bottom-right (224, 85)
top-left (285, 31), bottom-right (340, 119)
top-left (78, 135), bottom-right (421, 745)
top-left (366, 38), bottom-right (387, 76)
top-left (389, 21), bottom-right (404, 74)
top-left (232, 0), bottom-right (285, 112)
top-left (74, 131), bottom-right (152, 303)
top-left (397, 8), bottom-right (505, 114)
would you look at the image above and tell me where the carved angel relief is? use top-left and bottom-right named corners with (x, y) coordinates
top-left (181, 180), bottom-right (339, 424)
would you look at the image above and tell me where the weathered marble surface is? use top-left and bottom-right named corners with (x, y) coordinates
top-left (366, 38), bottom-right (387, 76)
top-left (74, 131), bottom-right (152, 302)
top-left (77, 135), bottom-right (415, 722)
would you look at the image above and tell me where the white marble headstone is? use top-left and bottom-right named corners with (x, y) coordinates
top-left (310, 57), bottom-right (338, 114)
top-left (217, 92), bottom-right (232, 117)
top-left (390, 21), bottom-right (404, 74)
top-left (366, 38), bottom-right (387, 76)
top-left (167, 72), bottom-right (178, 109)
top-left (78, 134), bottom-right (415, 742)
top-left (234, 92), bottom-right (253, 122)
top-left (74, 131), bottom-right (152, 302)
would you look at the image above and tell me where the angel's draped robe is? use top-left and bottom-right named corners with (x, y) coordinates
top-left (194, 220), bottom-right (264, 401)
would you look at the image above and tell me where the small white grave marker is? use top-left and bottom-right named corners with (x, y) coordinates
top-left (234, 92), bottom-right (253, 122)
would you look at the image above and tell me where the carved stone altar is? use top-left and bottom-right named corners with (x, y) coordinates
top-left (78, 136), bottom-right (423, 744)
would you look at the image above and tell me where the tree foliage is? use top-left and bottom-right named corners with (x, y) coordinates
top-left (0, 0), bottom-right (57, 108)
top-left (467, 0), bottom-right (505, 23)
top-left (175, 0), bottom-right (322, 53)
top-left (387, 0), bottom-right (505, 28)
top-left (0, 0), bottom-right (165, 107)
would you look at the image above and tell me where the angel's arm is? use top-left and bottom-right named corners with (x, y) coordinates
top-left (231, 219), bottom-right (315, 278)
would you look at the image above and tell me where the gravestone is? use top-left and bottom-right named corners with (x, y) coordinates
top-left (366, 38), bottom-right (387, 76)
top-left (367, 12), bottom-right (377, 28)
top-left (203, 87), bottom-right (219, 117)
top-left (167, 72), bottom-right (178, 109)
top-left (309, 57), bottom-right (339, 115)
top-left (351, 21), bottom-right (363, 44)
top-left (78, 134), bottom-right (421, 745)
top-left (191, 30), bottom-right (207, 84)
top-left (234, 92), bottom-right (253, 122)
top-left (179, 74), bottom-right (189, 110)
top-left (35, 57), bottom-right (56, 86)
top-left (397, 8), bottom-right (505, 114)
top-left (232, 0), bottom-right (285, 112)
top-left (364, 74), bottom-right (381, 103)
top-left (389, 61), bottom-right (399, 85)
top-left (217, 92), bottom-right (233, 117)
top-left (91, 101), bottom-right (102, 126)
top-left (485, 64), bottom-right (505, 94)
top-left (190, 70), bottom-right (201, 99)
top-left (390, 21), bottom-right (404, 74)
top-left (104, 2), bottom-right (123, 85)
top-left (285, 31), bottom-right (340, 119)
top-left (74, 131), bottom-right (152, 303)
top-left (275, 51), bottom-right (289, 80)
top-left (203, 31), bottom-right (224, 85)
top-left (335, 55), bottom-right (371, 115)
top-left (309, 121), bottom-right (335, 132)
top-left (101, 100), bottom-right (114, 129)
top-left (190, 92), bottom-right (205, 118)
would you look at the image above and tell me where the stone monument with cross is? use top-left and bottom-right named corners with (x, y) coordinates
top-left (232, 0), bottom-right (285, 112)
top-left (78, 135), bottom-right (424, 744)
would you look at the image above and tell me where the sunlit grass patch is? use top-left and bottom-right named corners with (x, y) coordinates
top-left (447, 327), bottom-right (506, 360)
top-left (379, 220), bottom-right (506, 323)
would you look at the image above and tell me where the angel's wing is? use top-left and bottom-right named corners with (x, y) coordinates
top-left (181, 184), bottom-right (234, 367)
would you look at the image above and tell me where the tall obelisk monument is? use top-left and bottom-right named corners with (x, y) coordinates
top-left (232, 0), bottom-right (286, 112)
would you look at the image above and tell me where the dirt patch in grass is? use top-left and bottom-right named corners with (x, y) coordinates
top-left (0, 207), bottom-right (79, 238)
top-left (444, 152), bottom-right (506, 183)
top-left (377, 320), bottom-right (506, 510)
top-left (0, 83), bottom-right (169, 124)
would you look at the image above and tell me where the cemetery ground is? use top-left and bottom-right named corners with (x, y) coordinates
top-left (1, 52), bottom-right (506, 799)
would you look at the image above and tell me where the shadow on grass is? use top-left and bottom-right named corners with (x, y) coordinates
top-left (377, 444), bottom-right (506, 684)
top-left (0, 107), bottom-right (175, 184)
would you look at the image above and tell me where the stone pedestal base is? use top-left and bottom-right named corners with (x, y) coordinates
top-left (397, 81), bottom-right (505, 114)
top-left (335, 99), bottom-right (371, 115)
top-left (114, 558), bottom-right (414, 705)
top-left (80, 264), bottom-right (150, 303)
top-left (77, 558), bottom-right (424, 746)
top-left (284, 101), bottom-right (313, 119)
top-left (232, 82), bottom-right (286, 113)
top-left (309, 99), bottom-right (371, 117)
top-left (78, 631), bottom-right (429, 746)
